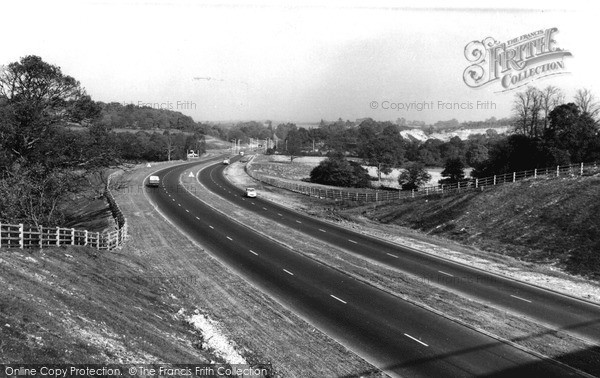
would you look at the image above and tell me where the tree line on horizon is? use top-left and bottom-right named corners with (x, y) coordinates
top-left (1, 55), bottom-right (598, 226)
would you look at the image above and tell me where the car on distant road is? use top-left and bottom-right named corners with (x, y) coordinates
top-left (245, 187), bottom-right (257, 198)
top-left (148, 175), bottom-right (160, 187)
top-left (223, 159), bottom-right (230, 165)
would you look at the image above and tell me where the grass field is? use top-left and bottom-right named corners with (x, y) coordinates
top-left (251, 154), bottom-right (472, 188)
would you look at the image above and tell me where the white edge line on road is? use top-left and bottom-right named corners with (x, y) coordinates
top-left (249, 250), bottom-right (258, 256)
top-left (386, 253), bottom-right (398, 258)
top-left (283, 269), bottom-right (294, 276)
top-left (319, 229), bottom-right (326, 233)
top-left (348, 239), bottom-right (357, 244)
top-left (296, 220), bottom-right (302, 224)
top-left (330, 295), bottom-right (347, 304)
top-left (438, 270), bottom-right (454, 277)
top-left (404, 333), bottom-right (429, 347)
top-left (510, 294), bottom-right (532, 303)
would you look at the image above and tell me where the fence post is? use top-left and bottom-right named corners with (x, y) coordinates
top-left (411, 189), bottom-right (414, 198)
top-left (513, 172), bottom-right (516, 182)
top-left (475, 179), bottom-right (478, 188)
top-left (534, 168), bottom-right (537, 178)
top-left (0, 222), bottom-right (2, 249)
top-left (39, 225), bottom-right (43, 249)
top-left (71, 228), bottom-right (75, 245)
top-left (85, 230), bottom-right (88, 246)
top-left (580, 162), bottom-right (584, 175)
top-left (97, 232), bottom-right (100, 250)
top-left (556, 165), bottom-right (560, 177)
top-left (56, 227), bottom-right (60, 246)
top-left (19, 223), bottom-right (24, 249)
top-left (493, 175), bottom-right (496, 185)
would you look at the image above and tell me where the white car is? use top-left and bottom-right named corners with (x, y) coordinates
top-left (223, 159), bottom-right (230, 165)
top-left (246, 188), bottom-right (257, 198)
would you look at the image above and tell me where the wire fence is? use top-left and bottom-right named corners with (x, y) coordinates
top-left (0, 171), bottom-right (128, 250)
top-left (246, 158), bottom-right (600, 203)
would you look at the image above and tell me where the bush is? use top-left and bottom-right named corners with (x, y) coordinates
top-left (310, 155), bottom-right (370, 188)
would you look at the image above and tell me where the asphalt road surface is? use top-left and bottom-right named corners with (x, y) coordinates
top-left (200, 157), bottom-right (600, 346)
top-left (144, 158), bottom-right (584, 377)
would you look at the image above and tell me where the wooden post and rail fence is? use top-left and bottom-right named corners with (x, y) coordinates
top-left (0, 171), bottom-right (128, 250)
top-left (245, 158), bottom-right (600, 203)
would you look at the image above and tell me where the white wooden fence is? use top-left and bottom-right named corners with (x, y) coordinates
top-left (246, 158), bottom-right (600, 203)
top-left (0, 223), bottom-right (127, 250)
top-left (0, 171), bottom-right (128, 250)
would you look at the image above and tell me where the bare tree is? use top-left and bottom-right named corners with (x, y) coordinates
top-left (513, 86), bottom-right (543, 137)
top-left (574, 88), bottom-right (600, 120)
top-left (540, 85), bottom-right (565, 136)
top-left (164, 130), bottom-right (175, 161)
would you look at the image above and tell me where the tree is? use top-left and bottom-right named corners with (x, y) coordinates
top-left (574, 88), bottom-right (600, 120)
top-left (285, 128), bottom-right (304, 162)
top-left (358, 130), bottom-right (404, 181)
top-left (0, 56), bottom-right (115, 226)
top-left (440, 158), bottom-right (466, 184)
top-left (310, 155), bottom-right (370, 188)
top-left (513, 86), bottom-right (542, 138)
top-left (465, 137), bottom-right (489, 167)
top-left (547, 103), bottom-right (599, 163)
top-left (163, 130), bottom-right (175, 161)
top-left (398, 163), bottom-right (431, 191)
top-left (539, 85), bottom-right (564, 135)
top-left (0, 55), bottom-right (87, 164)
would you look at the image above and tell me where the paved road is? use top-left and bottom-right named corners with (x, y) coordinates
top-left (200, 157), bottom-right (600, 346)
top-left (144, 159), bottom-right (582, 377)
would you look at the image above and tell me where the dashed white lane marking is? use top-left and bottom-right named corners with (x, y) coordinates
top-left (185, 209), bottom-right (190, 213)
top-left (296, 220), bottom-right (302, 224)
top-left (404, 333), bottom-right (429, 347)
top-left (319, 229), bottom-right (326, 233)
top-left (283, 269), bottom-right (294, 276)
top-left (251, 202), bottom-right (255, 205)
top-left (277, 213), bottom-right (283, 216)
top-left (209, 225), bottom-right (214, 229)
top-left (226, 236), bottom-right (233, 241)
top-left (178, 203), bottom-right (182, 207)
top-left (195, 216), bottom-right (200, 220)
top-left (249, 250), bottom-right (258, 256)
top-left (172, 199), bottom-right (175, 201)
top-left (386, 253), bottom-right (398, 258)
top-left (510, 294), bottom-right (532, 303)
top-left (330, 295), bottom-right (347, 304)
top-left (263, 207), bottom-right (268, 210)
top-left (348, 239), bottom-right (358, 244)
top-left (438, 270), bottom-right (454, 277)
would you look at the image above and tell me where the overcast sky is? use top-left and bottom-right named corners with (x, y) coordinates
top-left (3, 0), bottom-right (599, 124)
